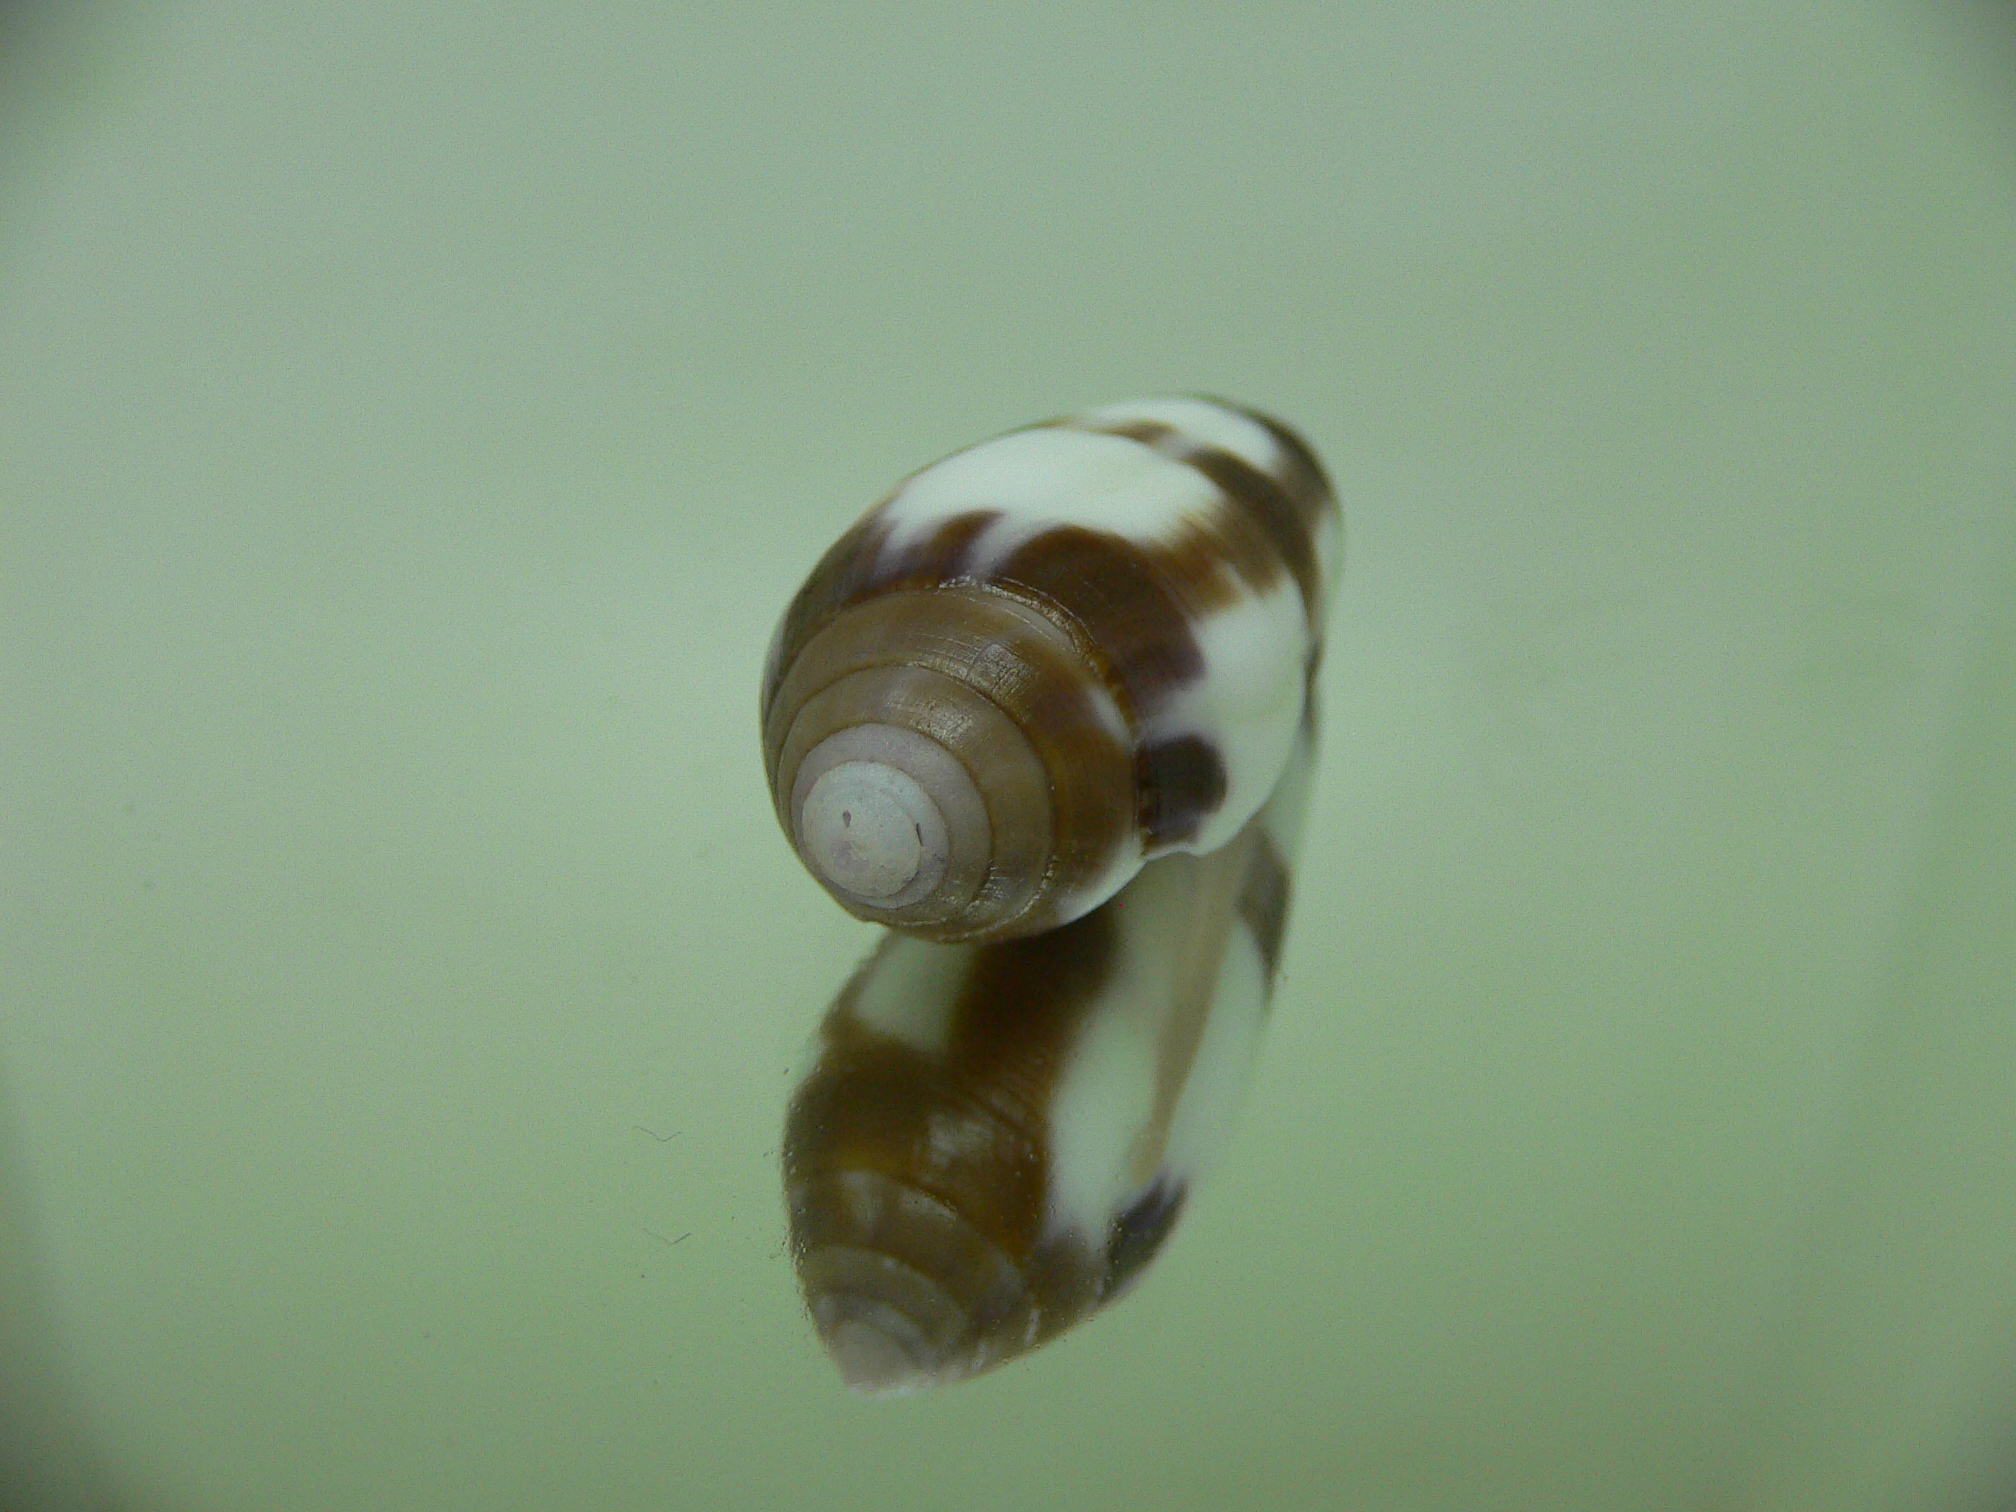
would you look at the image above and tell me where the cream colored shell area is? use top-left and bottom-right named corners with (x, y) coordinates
top-left (1038, 839), bottom-right (1271, 1246)
top-left (1143, 576), bottom-right (1310, 858)
top-left (872, 398), bottom-right (1307, 570)
top-left (861, 397), bottom-right (1336, 868)
top-left (1042, 730), bottom-right (1314, 1245)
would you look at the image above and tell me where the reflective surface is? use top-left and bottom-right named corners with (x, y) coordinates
top-left (3, 5), bottom-right (2015, 1509)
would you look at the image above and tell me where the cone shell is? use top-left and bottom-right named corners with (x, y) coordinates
top-left (761, 397), bottom-right (1339, 943)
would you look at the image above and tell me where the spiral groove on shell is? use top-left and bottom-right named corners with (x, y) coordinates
top-left (761, 397), bottom-right (1339, 943)
top-left (764, 588), bottom-right (1135, 941)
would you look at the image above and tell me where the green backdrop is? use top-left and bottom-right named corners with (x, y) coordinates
top-left (3, 4), bottom-right (2014, 1509)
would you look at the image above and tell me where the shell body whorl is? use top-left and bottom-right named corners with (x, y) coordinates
top-left (761, 397), bottom-right (1339, 944)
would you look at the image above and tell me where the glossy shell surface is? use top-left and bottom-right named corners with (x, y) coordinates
top-left (761, 397), bottom-right (1339, 943)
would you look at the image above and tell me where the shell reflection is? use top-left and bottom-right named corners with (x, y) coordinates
top-left (785, 722), bottom-right (1316, 1394)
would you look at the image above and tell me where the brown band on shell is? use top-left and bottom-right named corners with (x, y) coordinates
top-left (762, 515), bottom-right (884, 715)
top-left (1179, 446), bottom-right (1323, 621)
top-left (761, 509), bottom-right (1004, 716)
top-left (764, 585), bottom-right (1135, 941)
top-left (1234, 402), bottom-right (1337, 532)
top-left (879, 505), bottom-right (1003, 587)
top-left (1100, 1180), bottom-right (1188, 1301)
top-left (1238, 829), bottom-right (1293, 984)
top-left (1136, 733), bottom-right (1229, 847)
top-left (1062, 408), bottom-right (1333, 626)
top-left (989, 524), bottom-right (1211, 720)
top-left (784, 908), bottom-right (1125, 1389)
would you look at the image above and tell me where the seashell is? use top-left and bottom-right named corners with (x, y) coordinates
top-left (767, 399), bottom-right (1341, 1393)
top-left (760, 397), bottom-right (1340, 944)
top-left (783, 708), bottom-right (1320, 1395)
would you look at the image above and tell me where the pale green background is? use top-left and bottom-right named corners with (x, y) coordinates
top-left (3, 4), bottom-right (2015, 1510)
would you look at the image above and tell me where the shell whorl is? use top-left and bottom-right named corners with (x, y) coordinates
top-left (764, 587), bottom-right (1136, 942)
top-left (782, 913), bottom-right (1122, 1394)
top-left (787, 1171), bottom-right (1059, 1396)
top-left (761, 396), bottom-right (1338, 944)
